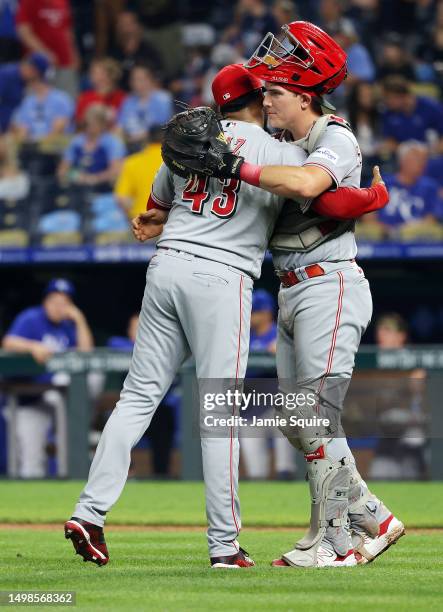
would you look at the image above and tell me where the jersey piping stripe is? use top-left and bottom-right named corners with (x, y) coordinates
top-left (317, 271), bottom-right (344, 397)
top-left (229, 274), bottom-right (244, 550)
top-left (303, 161), bottom-right (339, 188)
top-left (151, 191), bottom-right (172, 208)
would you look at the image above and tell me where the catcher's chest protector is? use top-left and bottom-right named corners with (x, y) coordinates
top-left (271, 116), bottom-right (355, 253)
top-left (270, 205), bottom-right (355, 253)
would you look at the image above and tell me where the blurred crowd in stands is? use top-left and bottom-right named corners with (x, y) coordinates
top-left (1, 0), bottom-right (443, 246)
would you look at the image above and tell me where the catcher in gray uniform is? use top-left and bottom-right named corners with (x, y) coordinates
top-left (162, 23), bottom-right (404, 569)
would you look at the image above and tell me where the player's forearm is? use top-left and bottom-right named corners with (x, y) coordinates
top-left (239, 163), bottom-right (330, 199)
top-left (73, 315), bottom-right (94, 351)
top-left (312, 183), bottom-right (390, 219)
top-left (2, 336), bottom-right (39, 353)
top-left (239, 163), bottom-right (317, 198)
top-left (17, 24), bottom-right (50, 55)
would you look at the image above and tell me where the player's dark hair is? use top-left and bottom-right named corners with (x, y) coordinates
top-left (311, 97), bottom-right (323, 115)
top-left (220, 88), bottom-right (264, 116)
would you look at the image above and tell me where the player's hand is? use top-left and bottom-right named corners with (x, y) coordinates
top-left (132, 210), bottom-right (167, 242)
top-left (31, 342), bottom-right (54, 364)
top-left (371, 165), bottom-right (385, 187)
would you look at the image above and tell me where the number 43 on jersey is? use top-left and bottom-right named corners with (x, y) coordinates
top-left (182, 175), bottom-right (241, 218)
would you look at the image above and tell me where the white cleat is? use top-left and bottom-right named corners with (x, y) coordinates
top-left (272, 542), bottom-right (357, 568)
top-left (353, 514), bottom-right (405, 565)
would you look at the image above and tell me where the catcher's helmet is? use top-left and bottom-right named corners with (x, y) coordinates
top-left (245, 21), bottom-right (347, 96)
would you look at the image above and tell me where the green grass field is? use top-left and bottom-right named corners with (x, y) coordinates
top-left (0, 481), bottom-right (442, 611)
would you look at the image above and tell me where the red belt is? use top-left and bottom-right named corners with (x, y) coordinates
top-left (277, 264), bottom-right (325, 288)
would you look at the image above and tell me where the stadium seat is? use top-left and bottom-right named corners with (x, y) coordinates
top-left (0, 198), bottom-right (30, 246)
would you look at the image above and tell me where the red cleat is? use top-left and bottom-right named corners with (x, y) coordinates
top-left (211, 547), bottom-right (255, 568)
top-left (271, 558), bottom-right (290, 567)
top-left (64, 518), bottom-right (109, 566)
top-left (353, 514), bottom-right (405, 564)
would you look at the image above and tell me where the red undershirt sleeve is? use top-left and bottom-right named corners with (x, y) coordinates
top-left (311, 183), bottom-right (389, 220)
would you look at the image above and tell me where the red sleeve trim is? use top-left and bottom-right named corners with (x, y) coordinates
top-left (147, 193), bottom-right (172, 211)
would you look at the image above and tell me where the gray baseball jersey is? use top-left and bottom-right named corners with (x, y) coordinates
top-left (272, 124), bottom-right (362, 270)
top-left (153, 120), bottom-right (307, 278)
top-left (72, 119), bottom-right (308, 559)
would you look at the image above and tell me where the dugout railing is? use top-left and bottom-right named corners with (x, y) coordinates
top-left (0, 347), bottom-right (442, 480)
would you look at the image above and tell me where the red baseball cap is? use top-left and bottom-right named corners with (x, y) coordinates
top-left (212, 63), bottom-right (263, 108)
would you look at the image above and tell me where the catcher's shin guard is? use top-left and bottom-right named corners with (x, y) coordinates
top-left (276, 381), bottom-right (353, 566)
top-left (286, 441), bottom-right (352, 565)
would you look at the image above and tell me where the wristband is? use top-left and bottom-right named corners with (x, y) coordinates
top-left (239, 161), bottom-right (263, 187)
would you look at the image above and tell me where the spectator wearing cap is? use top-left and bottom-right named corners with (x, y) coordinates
top-left (9, 53), bottom-right (74, 143)
top-left (58, 103), bottom-right (126, 189)
top-left (240, 289), bottom-right (296, 480)
top-left (75, 58), bottom-right (126, 126)
top-left (362, 140), bottom-right (443, 239)
top-left (2, 278), bottom-right (94, 478)
top-left (114, 126), bottom-right (163, 219)
top-left (117, 63), bottom-right (173, 148)
top-left (381, 76), bottom-right (443, 155)
top-left (15, 0), bottom-right (79, 98)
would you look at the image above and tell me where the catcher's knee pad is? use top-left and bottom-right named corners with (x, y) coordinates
top-left (276, 379), bottom-right (343, 450)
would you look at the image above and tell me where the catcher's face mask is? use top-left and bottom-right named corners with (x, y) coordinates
top-left (245, 26), bottom-right (314, 72)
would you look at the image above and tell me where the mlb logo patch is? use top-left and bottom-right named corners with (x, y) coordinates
top-left (223, 92), bottom-right (231, 100)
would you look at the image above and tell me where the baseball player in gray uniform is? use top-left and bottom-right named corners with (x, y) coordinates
top-left (64, 63), bottom-right (382, 569)
top-left (63, 65), bottom-right (305, 569)
top-left (161, 26), bottom-right (403, 568)
top-left (236, 22), bottom-right (404, 567)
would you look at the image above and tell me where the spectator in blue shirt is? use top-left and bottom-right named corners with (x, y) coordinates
top-left (2, 278), bottom-right (94, 477)
top-left (107, 313), bottom-right (139, 351)
top-left (58, 103), bottom-right (126, 188)
top-left (118, 62), bottom-right (173, 147)
top-left (366, 141), bottom-right (442, 238)
top-left (10, 52), bottom-right (74, 142)
top-left (381, 76), bottom-right (443, 155)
